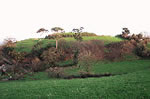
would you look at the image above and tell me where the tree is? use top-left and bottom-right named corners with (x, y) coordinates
top-left (137, 33), bottom-right (143, 39)
top-left (51, 27), bottom-right (64, 49)
top-left (72, 27), bottom-right (84, 41)
top-left (122, 28), bottom-right (130, 38)
top-left (71, 27), bottom-right (84, 64)
top-left (36, 28), bottom-right (49, 41)
top-left (36, 28), bottom-right (49, 36)
top-left (122, 28), bottom-right (130, 34)
top-left (51, 27), bottom-right (64, 33)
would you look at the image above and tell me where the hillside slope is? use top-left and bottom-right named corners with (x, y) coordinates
top-left (15, 36), bottom-right (123, 53)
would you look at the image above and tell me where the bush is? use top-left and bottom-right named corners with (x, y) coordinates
top-left (79, 40), bottom-right (105, 60)
top-left (0, 46), bottom-right (4, 65)
top-left (46, 67), bottom-right (65, 78)
top-left (78, 51), bottom-right (96, 74)
top-left (105, 48), bottom-right (122, 61)
top-left (45, 32), bottom-right (97, 39)
top-left (136, 43), bottom-right (150, 57)
top-left (58, 39), bottom-right (105, 62)
top-left (105, 41), bottom-right (136, 61)
top-left (30, 41), bottom-right (54, 58)
top-left (58, 40), bottom-right (79, 61)
top-left (41, 47), bottom-right (63, 67)
top-left (73, 33), bottom-right (83, 41)
top-left (9, 51), bottom-right (26, 65)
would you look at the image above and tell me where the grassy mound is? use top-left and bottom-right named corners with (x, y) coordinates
top-left (15, 36), bottom-right (123, 53)
top-left (1, 33), bottom-right (149, 98)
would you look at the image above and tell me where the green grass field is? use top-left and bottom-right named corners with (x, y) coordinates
top-left (65, 59), bottom-right (150, 75)
top-left (0, 60), bottom-right (150, 99)
top-left (1, 35), bottom-right (150, 99)
top-left (15, 36), bottom-right (123, 53)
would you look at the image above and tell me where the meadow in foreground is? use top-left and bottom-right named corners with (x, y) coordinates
top-left (0, 60), bottom-right (150, 99)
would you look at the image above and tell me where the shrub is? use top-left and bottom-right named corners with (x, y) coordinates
top-left (105, 41), bottom-right (136, 61)
top-left (78, 51), bottom-right (96, 74)
top-left (0, 39), bottom-right (19, 65)
top-left (9, 51), bottom-right (26, 65)
top-left (30, 41), bottom-right (53, 58)
top-left (58, 40), bottom-right (105, 62)
top-left (81, 32), bottom-right (97, 36)
top-left (45, 33), bottom-right (63, 39)
top-left (79, 40), bottom-right (105, 60)
top-left (58, 40), bottom-right (79, 61)
top-left (45, 32), bottom-right (97, 39)
top-left (46, 67), bottom-right (65, 78)
top-left (0, 46), bottom-right (4, 65)
top-left (73, 33), bottom-right (83, 41)
top-left (41, 47), bottom-right (63, 67)
top-left (2, 42), bottom-right (15, 57)
top-left (136, 43), bottom-right (150, 57)
top-left (31, 57), bottom-right (44, 72)
top-left (105, 48), bottom-right (122, 61)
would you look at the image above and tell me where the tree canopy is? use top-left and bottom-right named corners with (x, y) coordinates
top-left (36, 28), bottom-right (49, 33)
top-left (51, 27), bottom-right (64, 33)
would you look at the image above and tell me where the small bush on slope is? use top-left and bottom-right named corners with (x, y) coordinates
top-left (41, 47), bottom-right (64, 67)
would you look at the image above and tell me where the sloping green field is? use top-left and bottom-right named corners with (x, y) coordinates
top-left (0, 60), bottom-right (150, 99)
top-left (0, 70), bottom-right (150, 99)
top-left (15, 36), bottom-right (123, 53)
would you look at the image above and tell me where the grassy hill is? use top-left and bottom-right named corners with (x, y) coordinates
top-left (1, 33), bottom-right (150, 99)
top-left (15, 36), bottom-right (123, 53)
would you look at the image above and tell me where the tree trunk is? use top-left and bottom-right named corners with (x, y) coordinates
top-left (56, 40), bottom-right (58, 49)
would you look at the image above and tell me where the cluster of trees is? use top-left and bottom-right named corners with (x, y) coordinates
top-left (117, 28), bottom-right (149, 42)
top-left (117, 28), bottom-right (150, 57)
top-left (36, 27), bottom-right (84, 49)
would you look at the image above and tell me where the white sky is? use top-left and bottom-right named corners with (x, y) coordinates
top-left (0, 0), bottom-right (150, 43)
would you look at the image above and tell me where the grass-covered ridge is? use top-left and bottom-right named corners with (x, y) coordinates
top-left (15, 36), bottom-right (123, 53)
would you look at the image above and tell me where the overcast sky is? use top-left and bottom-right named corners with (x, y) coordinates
top-left (0, 0), bottom-right (150, 43)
